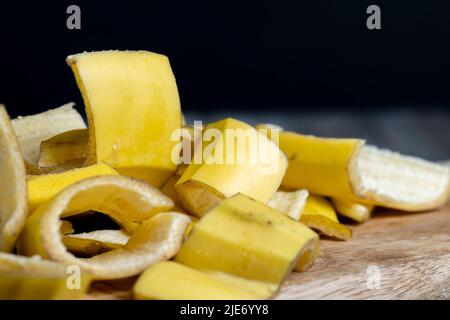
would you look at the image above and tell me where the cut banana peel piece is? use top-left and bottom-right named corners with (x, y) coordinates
top-left (301, 195), bottom-right (352, 241)
top-left (27, 162), bottom-right (119, 214)
top-left (60, 220), bottom-right (74, 236)
top-left (63, 230), bottom-right (129, 257)
top-left (267, 190), bottom-right (309, 220)
top-left (0, 253), bottom-right (91, 299)
top-left (279, 132), bottom-right (450, 211)
top-left (332, 198), bottom-right (374, 223)
top-left (134, 261), bottom-right (263, 300)
top-left (161, 174), bottom-right (186, 213)
top-left (176, 118), bottom-right (288, 217)
top-left (11, 103), bottom-right (86, 172)
top-left (67, 51), bottom-right (182, 188)
top-left (18, 175), bottom-right (187, 279)
top-left (0, 106), bottom-right (28, 252)
top-left (161, 175), bottom-right (198, 236)
top-left (175, 194), bottom-right (319, 298)
top-left (38, 129), bottom-right (88, 171)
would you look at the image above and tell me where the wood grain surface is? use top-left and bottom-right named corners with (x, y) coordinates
top-left (86, 204), bottom-right (450, 300)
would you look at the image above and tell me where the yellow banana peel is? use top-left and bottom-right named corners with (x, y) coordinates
top-left (18, 175), bottom-right (188, 279)
top-left (27, 162), bottom-right (119, 213)
top-left (279, 132), bottom-right (450, 211)
top-left (67, 50), bottom-right (182, 187)
top-left (38, 128), bottom-right (88, 171)
top-left (267, 190), bottom-right (309, 220)
top-left (0, 106), bottom-right (28, 252)
top-left (269, 189), bottom-right (352, 240)
top-left (176, 118), bottom-right (288, 217)
top-left (332, 198), bottom-right (374, 223)
top-left (134, 261), bottom-right (263, 300)
top-left (174, 194), bottom-right (319, 298)
top-left (11, 103), bottom-right (86, 173)
top-left (63, 230), bottom-right (129, 257)
top-left (60, 220), bottom-right (74, 236)
top-left (0, 253), bottom-right (91, 299)
top-left (301, 195), bottom-right (352, 240)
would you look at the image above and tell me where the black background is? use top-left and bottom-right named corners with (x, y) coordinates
top-left (0, 1), bottom-right (450, 117)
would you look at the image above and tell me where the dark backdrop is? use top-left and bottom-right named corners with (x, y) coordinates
top-left (1, 0), bottom-right (450, 117)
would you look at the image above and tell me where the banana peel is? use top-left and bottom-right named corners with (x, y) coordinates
top-left (134, 261), bottom-right (264, 300)
top-left (332, 198), bottom-right (374, 223)
top-left (11, 103), bottom-right (86, 173)
top-left (174, 194), bottom-right (319, 299)
top-left (63, 230), bottom-right (129, 257)
top-left (38, 129), bottom-right (88, 171)
top-left (67, 50), bottom-right (182, 187)
top-left (0, 253), bottom-right (91, 299)
top-left (279, 132), bottom-right (450, 211)
top-left (0, 106), bottom-right (28, 252)
top-left (18, 175), bottom-right (189, 279)
top-left (267, 190), bottom-right (308, 220)
top-left (27, 162), bottom-right (119, 213)
top-left (268, 189), bottom-right (352, 241)
top-left (176, 118), bottom-right (288, 217)
top-left (60, 220), bottom-right (74, 236)
top-left (301, 195), bottom-right (352, 240)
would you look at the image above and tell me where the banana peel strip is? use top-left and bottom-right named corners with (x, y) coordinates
top-left (67, 51), bottom-right (182, 188)
top-left (38, 128), bottom-right (88, 171)
top-left (0, 253), bottom-right (91, 299)
top-left (11, 103), bottom-right (86, 173)
top-left (174, 194), bottom-right (319, 299)
top-left (27, 162), bottom-right (119, 214)
top-left (19, 175), bottom-right (190, 279)
top-left (267, 190), bottom-right (309, 220)
top-left (300, 195), bottom-right (352, 241)
top-left (268, 189), bottom-right (352, 241)
top-left (134, 261), bottom-right (266, 300)
top-left (280, 132), bottom-right (450, 211)
top-left (60, 220), bottom-right (74, 236)
top-left (63, 230), bottom-right (130, 256)
top-left (332, 198), bottom-right (374, 223)
top-left (0, 106), bottom-right (28, 252)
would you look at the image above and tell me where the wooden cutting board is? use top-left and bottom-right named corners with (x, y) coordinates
top-left (86, 204), bottom-right (450, 300)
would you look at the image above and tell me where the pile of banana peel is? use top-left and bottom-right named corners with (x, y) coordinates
top-left (0, 50), bottom-right (449, 300)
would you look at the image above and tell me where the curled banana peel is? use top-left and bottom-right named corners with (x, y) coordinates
top-left (332, 198), bottom-right (374, 223)
top-left (18, 175), bottom-right (190, 279)
top-left (0, 107), bottom-right (28, 252)
top-left (267, 190), bottom-right (309, 220)
top-left (166, 194), bottom-right (319, 299)
top-left (27, 162), bottom-right (119, 214)
top-left (63, 230), bottom-right (129, 257)
top-left (134, 261), bottom-right (265, 300)
top-left (11, 103), bottom-right (86, 174)
top-left (176, 118), bottom-right (288, 217)
top-left (301, 195), bottom-right (352, 241)
top-left (0, 253), bottom-right (91, 299)
top-left (279, 132), bottom-right (450, 211)
top-left (38, 129), bottom-right (88, 172)
top-left (67, 51), bottom-right (182, 188)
